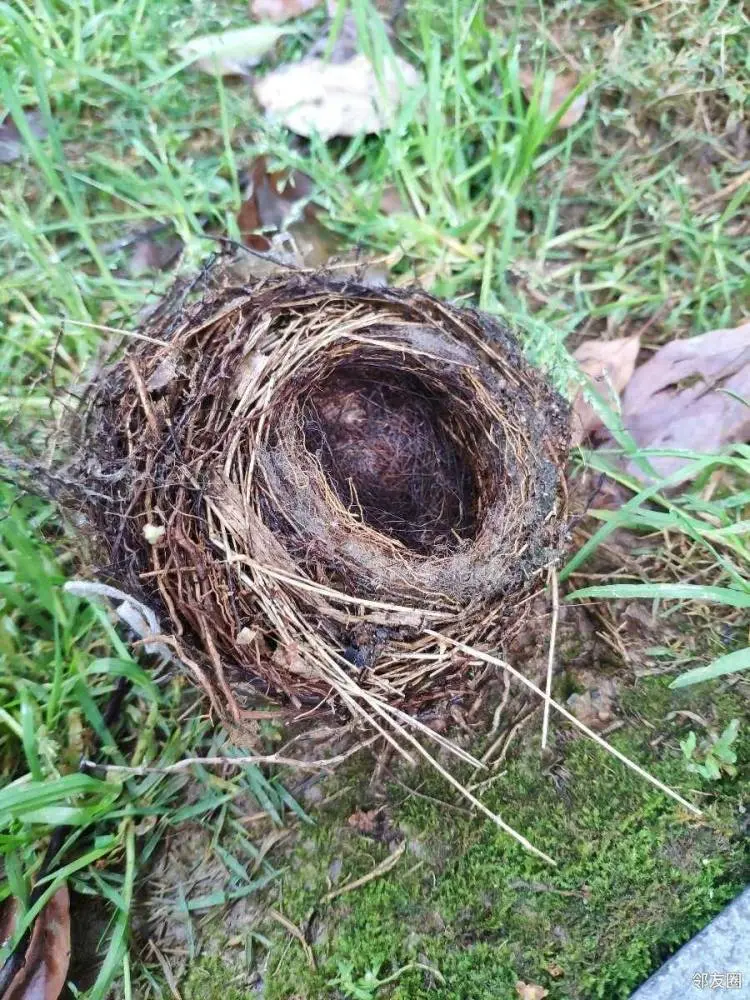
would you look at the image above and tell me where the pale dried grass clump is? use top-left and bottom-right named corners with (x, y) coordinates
top-left (71, 266), bottom-right (570, 729)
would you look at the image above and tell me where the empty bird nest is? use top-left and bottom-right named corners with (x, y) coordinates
top-left (68, 263), bottom-right (570, 734)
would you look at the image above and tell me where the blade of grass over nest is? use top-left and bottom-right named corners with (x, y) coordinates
top-left (424, 630), bottom-right (701, 817)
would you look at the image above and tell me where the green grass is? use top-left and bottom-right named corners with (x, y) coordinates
top-left (1, 0), bottom-right (749, 996)
top-left (0, 490), bottom-right (305, 997)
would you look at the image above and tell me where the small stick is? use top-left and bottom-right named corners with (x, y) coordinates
top-left (321, 841), bottom-right (407, 904)
top-left (425, 630), bottom-right (702, 817)
top-left (268, 910), bottom-right (315, 970)
top-left (64, 317), bottom-right (166, 346)
top-left (696, 168), bottom-right (750, 210)
top-left (541, 566), bottom-right (559, 750)
top-left (81, 740), bottom-right (371, 778)
top-left (127, 356), bottom-right (159, 438)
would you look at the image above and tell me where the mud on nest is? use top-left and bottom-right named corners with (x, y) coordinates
top-left (71, 266), bottom-right (570, 723)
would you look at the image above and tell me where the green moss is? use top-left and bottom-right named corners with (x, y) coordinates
top-left (261, 677), bottom-right (748, 1000)
top-left (181, 957), bottom-right (254, 1000)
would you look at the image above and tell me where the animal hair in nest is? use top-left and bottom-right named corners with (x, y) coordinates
top-left (68, 265), bottom-right (570, 723)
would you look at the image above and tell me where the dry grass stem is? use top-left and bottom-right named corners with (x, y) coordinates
top-left (541, 566), bottom-right (559, 750)
top-left (321, 840), bottom-right (407, 903)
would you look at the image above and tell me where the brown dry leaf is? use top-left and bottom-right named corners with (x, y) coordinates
top-left (237, 156), bottom-right (305, 251)
top-left (237, 157), bottom-right (336, 263)
top-left (4, 887), bottom-right (71, 1000)
top-left (250, 0), bottom-right (321, 22)
top-left (515, 982), bottom-right (549, 1000)
top-left (347, 808), bottom-right (380, 834)
top-left (518, 68), bottom-right (588, 129)
top-left (178, 24), bottom-right (288, 76)
top-left (128, 232), bottom-right (183, 277)
top-left (254, 51), bottom-right (421, 139)
top-left (571, 334), bottom-right (641, 445)
top-left (545, 962), bottom-right (564, 978)
top-left (621, 320), bottom-right (750, 478)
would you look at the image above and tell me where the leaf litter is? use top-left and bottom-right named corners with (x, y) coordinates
top-left (621, 320), bottom-right (750, 478)
top-left (0, 887), bottom-right (71, 1000)
top-left (572, 320), bottom-right (750, 480)
top-left (255, 50), bottom-right (421, 138)
top-left (515, 981), bottom-right (549, 1000)
top-left (236, 156), bottom-right (336, 264)
top-left (571, 333), bottom-right (641, 446)
top-left (518, 67), bottom-right (588, 129)
top-left (253, 6), bottom-right (420, 141)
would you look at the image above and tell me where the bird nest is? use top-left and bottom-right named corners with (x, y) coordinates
top-left (70, 266), bottom-right (570, 730)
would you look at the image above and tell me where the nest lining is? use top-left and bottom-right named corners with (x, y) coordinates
top-left (72, 269), bottom-right (569, 721)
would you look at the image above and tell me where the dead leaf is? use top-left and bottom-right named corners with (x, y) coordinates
top-left (515, 982), bottom-right (549, 1000)
top-left (545, 962), bottom-right (564, 978)
top-left (4, 886), bottom-right (71, 1000)
top-left (236, 187), bottom-right (272, 252)
top-left (178, 24), bottom-right (290, 76)
top-left (519, 68), bottom-right (588, 129)
top-left (237, 156), bottom-right (312, 249)
top-left (128, 233), bottom-right (183, 277)
top-left (0, 110), bottom-right (47, 164)
top-left (237, 157), bottom-right (335, 263)
top-left (250, 0), bottom-right (321, 22)
top-left (254, 51), bottom-right (421, 139)
top-left (621, 320), bottom-right (750, 478)
top-left (571, 334), bottom-right (641, 445)
top-left (347, 808), bottom-right (380, 834)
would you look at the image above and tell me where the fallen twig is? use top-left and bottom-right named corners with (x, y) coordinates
top-left (268, 909), bottom-right (316, 970)
top-left (82, 738), bottom-right (373, 778)
top-left (321, 840), bottom-right (407, 904)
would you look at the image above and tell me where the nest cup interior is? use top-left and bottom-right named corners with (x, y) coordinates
top-left (76, 274), bottom-right (569, 714)
top-left (300, 361), bottom-right (480, 554)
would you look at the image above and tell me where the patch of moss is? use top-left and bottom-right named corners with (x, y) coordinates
top-left (261, 677), bottom-right (748, 1000)
top-left (181, 956), bottom-right (257, 1000)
